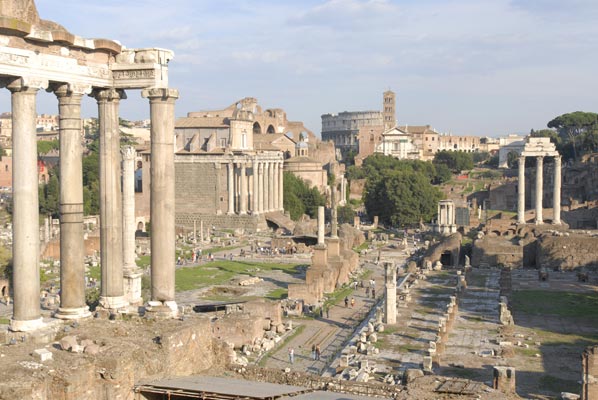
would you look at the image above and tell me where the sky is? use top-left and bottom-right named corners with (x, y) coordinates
top-left (16, 0), bottom-right (598, 136)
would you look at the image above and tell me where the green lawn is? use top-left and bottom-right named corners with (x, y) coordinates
top-left (175, 260), bottom-right (304, 292)
top-left (511, 290), bottom-right (598, 318)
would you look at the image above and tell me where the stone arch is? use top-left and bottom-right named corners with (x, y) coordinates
top-left (137, 221), bottom-right (145, 231)
top-left (253, 122), bottom-right (262, 135)
top-left (267, 124), bottom-right (275, 134)
top-left (1, 284), bottom-right (7, 298)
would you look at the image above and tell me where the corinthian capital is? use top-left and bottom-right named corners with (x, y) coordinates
top-left (90, 88), bottom-right (127, 102)
top-left (141, 87), bottom-right (179, 100)
top-left (121, 146), bottom-right (136, 160)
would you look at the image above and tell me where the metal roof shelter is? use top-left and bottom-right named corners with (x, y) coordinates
top-left (135, 376), bottom-right (389, 400)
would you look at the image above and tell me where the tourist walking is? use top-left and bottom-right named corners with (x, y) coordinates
top-left (311, 344), bottom-right (316, 360)
top-left (288, 347), bottom-right (294, 364)
top-left (372, 288), bottom-right (376, 299)
top-left (351, 297), bottom-right (355, 308)
top-left (344, 296), bottom-right (349, 307)
top-left (315, 344), bottom-right (321, 360)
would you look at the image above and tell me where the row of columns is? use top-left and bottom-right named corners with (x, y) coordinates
top-left (227, 160), bottom-right (284, 215)
top-left (5, 76), bottom-right (179, 331)
top-left (517, 155), bottom-right (561, 225)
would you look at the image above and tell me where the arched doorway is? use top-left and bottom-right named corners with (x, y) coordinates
top-left (267, 125), bottom-right (275, 134)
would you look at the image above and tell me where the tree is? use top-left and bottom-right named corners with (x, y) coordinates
top-left (37, 139), bottom-right (59, 155)
top-left (337, 205), bottom-right (356, 224)
top-left (283, 172), bottom-right (326, 221)
top-left (547, 112), bottom-right (598, 160)
top-left (433, 151), bottom-right (474, 173)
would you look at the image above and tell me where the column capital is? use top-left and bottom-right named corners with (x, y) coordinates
top-left (121, 145), bottom-right (136, 161)
top-left (90, 88), bottom-right (127, 102)
top-left (6, 76), bottom-right (47, 93)
top-left (141, 87), bottom-right (179, 100)
top-left (518, 155), bottom-right (526, 163)
top-left (50, 82), bottom-right (93, 97)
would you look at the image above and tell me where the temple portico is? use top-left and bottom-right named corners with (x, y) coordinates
top-left (516, 137), bottom-right (561, 225)
top-left (0, 5), bottom-right (180, 330)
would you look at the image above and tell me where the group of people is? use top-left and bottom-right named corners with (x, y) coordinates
top-left (287, 344), bottom-right (322, 364)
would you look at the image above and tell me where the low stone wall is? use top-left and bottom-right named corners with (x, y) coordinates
top-left (175, 213), bottom-right (267, 231)
top-left (422, 233), bottom-right (461, 268)
top-left (472, 236), bottom-right (523, 268)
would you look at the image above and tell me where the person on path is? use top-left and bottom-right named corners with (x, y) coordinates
top-left (311, 344), bottom-right (316, 360)
top-left (319, 308), bottom-right (324, 318)
top-left (365, 286), bottom-right (370, 296)
top-left (288, 347), bottom-right (294, 364)
top-left (315, 344), bottom-right (321, 360)
top-left (344, 296), bottom-right (349, 307)
top-left (326, 306), bottom-right (330, 318)
top-left (351, 297), bottom-right (355, 308)
top-left (372, 288), bottom-right (376, 299)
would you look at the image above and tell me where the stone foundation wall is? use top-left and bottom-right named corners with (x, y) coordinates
top-left (423, 233), bottom-right (461, 268)
top-left (0, 318), bottom-right (230, 400)
top-left (175, 162), bottom-right (221, 215)
top-left (211, 314), bottom-right (266, 349)
top-left (175, 213), bottom-right (267, 231)
top-left (537, 234), bottom-right (598, 270)
top-left (472, 236), bottom-right (523, 268)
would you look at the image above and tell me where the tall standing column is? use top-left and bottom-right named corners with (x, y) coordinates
top-left (121, 146), bottom-right (142, 305)
top-left (142, 88), bottom-right (179, 314)
top-left (239, 163), bottom-right (247, 215)
top-left (54, 83), bottom-right (91, 320)
top-left (267, 162), bottom-right (274, 212)
top-left (517, 155), bottom-right (526, 224)
top-left (317, 206), bottom-right (325, 245)
top-left (553, 156), bottom-right (561, 225)
top-left (384, 262), bottom-right (397, 325)
top-left (93, 88), bottom-right (128, 310)
top-left (279, 161), bottom-right (284, 211)
top-left (535, 156), bottom-right (544, 225)
top-left (227, 162), bottom-right (235, 215)
top-left (263, 162), bottom-right (270, 212)
top-left (258, 163), bottom-right (264, 213)
top-left (252, 161), bottom-right (260, 215)
top-left (8, 78), bottom-right (45, 331)
top-left (273, 162), bottom-right (279, 212)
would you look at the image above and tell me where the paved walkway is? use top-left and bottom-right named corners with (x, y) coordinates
top-left (263, 260), bottom-right (385, 375)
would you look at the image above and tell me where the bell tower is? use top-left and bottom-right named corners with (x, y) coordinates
top-left (383, 90), bottom-right (396, 130)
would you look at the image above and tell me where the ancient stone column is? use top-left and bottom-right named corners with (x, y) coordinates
top-left (93, 88), bottom-right (128, 311)
top-left (582, 345), bottom-right (598, 400)
top-left (227, 162), bottom-right (235, 215)
top-left (279, 161), bottom-right (284, 211)
top-left (317, 206), bottom-right (325, 245)
top-left (264, 161), bottom-right (270, 212)
top-left (8, 78), bottom-right (44, 331)
top-left (258, 162), bottom-right (264, 213)
top-left (121, 146), bottom-right (142, 305)
top-left (340, 175), bottom-right (346, 205)
top-left (535, 156), bottom-right (543, 224)
top-left (384, 262), bottom-right (397, 324)
top-left (142, 88), bottom-right (179, 314)
top-left (517, 155), bottom-right (526, 224)
top-left (273, 162), bottom-right (279, 212)
top-left (54, 83), bottom-right (91, 320)
top-left (331, 186), bottom-right (338, 237)
top-left (248, 167), bottom-right (253, 214)
top-left (553, 155), bottom-right (561, 225)
top-left (252, 161), bottom-right (259, 215)
top-left (239, 163), bottom-right (247, 215)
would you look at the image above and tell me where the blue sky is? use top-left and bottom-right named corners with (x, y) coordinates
top-left (24, 0), bottom-right (598, 136)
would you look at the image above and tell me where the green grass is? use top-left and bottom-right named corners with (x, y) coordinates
top-left (353, 240), bottom-right (371, 253)
top-left (175, 260), bottom-right (304, 292)
top-left (538, 375), bottom-right (579, 394)
top-left (512, 290), bottom-right (598, 318)
top-left (323, 286), bottom-right (354, 308)
top-left (265, 288), bottom-right (288, 300)
top-left (87, 265), bottom-right (101, 281)
top-left (136, 255), bottom-right (151, 268)
top-left (0, 317), bottom-right (9, 325)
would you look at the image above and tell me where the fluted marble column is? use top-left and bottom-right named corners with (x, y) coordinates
top-left (278, 161), bottom-right (284, 211)
top-left (264, 162), bottom-right (270, 212)
top-left (273, 162), bottom-right (279, 212)
top-left (252, 161), bottom-right (259, 215)
top-left (122, 146), bottom-right (142, 305)
top-left (268, 162), bottom-right (275, 212)
top-left (553, 156), bottom-right (561, 225)
top-left (227, 162), bottom-right (235, 215)
top-left (517, 155), bottom-right (526, 224)
top-left (535, 156), bottom-right (544, 225)
top-left (54, 83), bottom-right (91, 320)
top-left (317, 206), bottom-right (325, 245)
top-left (142, 88), bottom-right (179, 314)
top-left (258, 162), bottom-right (264, 213)
top-left (239, 163), bottom-right (247, 215)
top-left (8, 78), bottom-right (44, 331)
top-left (93, 88), bottom-right (128, 310)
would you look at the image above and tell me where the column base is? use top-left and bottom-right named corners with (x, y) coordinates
top-left (145, 300), bottom-right (178, 318)
top-left (552, 220), bottom-right (561, 225)
top-left (54, 306), bottom-right (92, 320)
top-left (124, 270), bottom-right (143, 306)
top-left (9, 317), bottom-right (44, 332)
top-left (98, 295), bottom-right (129, 311)
top-left (535, 220), bottom-right (543, 225)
